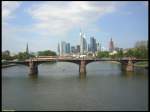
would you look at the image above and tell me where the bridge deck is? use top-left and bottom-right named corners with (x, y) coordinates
top-left (8, 58), bottom-right (148, 63)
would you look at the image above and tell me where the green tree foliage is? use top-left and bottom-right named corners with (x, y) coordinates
top-left (97, 51), bottom-right (109, 58)
top-left (12, 52), bottom-right (35, 61)
top-left (38, 50), bottom-right (56, 56)
top-left (16, 52), bottom-right (29, 60)
top-left (117, 49), bottom-right (123, 58)
top-left (124, 41), bottom-right (148, 59)
top-left (134, 41), bottom-right (148, 59)
top-left (2, 50), bottom-right (13, 60)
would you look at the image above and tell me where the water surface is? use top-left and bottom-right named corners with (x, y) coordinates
top-left (2, 62), bottom-right (148, 111)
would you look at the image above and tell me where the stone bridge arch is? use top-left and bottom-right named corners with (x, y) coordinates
top-left (6, 59), bottom-right (148, 76)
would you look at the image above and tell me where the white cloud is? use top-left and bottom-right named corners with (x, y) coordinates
top-left (28, 1), bottom-right (123, 37)
top-left (2, 1), bottom-right (21, 23)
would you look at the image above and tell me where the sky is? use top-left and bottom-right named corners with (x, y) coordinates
top-left (2, 1), bottom-right (148, 54)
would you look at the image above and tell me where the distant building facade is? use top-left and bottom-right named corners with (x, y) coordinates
top-left (58, 41), bottom-right (71, 56)
top-left (71, 46), bottom-right (76, 53)
top-left (96, 42), bottom-right (101, 52)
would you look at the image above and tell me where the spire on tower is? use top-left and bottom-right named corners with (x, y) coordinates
top-left (26, 43), bottom-right (29, 54)
top-left (80, 28), bottom-right (82, 36)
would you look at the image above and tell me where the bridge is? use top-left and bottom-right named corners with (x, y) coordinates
top-left (7, 56), bottom-right (148, 76)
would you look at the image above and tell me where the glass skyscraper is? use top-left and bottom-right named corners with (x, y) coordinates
top-left (80, 31), bottom-right (87, 55)
top-left (66, 43), bottom-right (70, 53)
top-left (90, 37), bottom-right (97, 53)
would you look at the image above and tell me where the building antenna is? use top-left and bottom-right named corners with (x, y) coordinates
top-left (80, 27), bottom-right (82, 37)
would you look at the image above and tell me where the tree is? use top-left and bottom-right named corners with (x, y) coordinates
top-left (123, 41), bottom-right (148, 59)
top-left (97, 51), bottom-right (109, 58)
top-left (117, 49), bottom-right (123, 58)
top-left (38, 50), bottom-right (56, 56)
top-left (16, 52), bottom-right (30, 60)
top-left (2, 50), bottom-right (13, 60)
top-left (124, 49), bottom-right (134, 57)
top-left (134, 41), bottom-right (148, 59)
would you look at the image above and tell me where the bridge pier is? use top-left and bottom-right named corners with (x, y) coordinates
top-left (121, 60), bottom-right (134, 72)
top-left (29, 61), bottom-right (38, 75)
top-left (79, 60), bottom-right (86, 76)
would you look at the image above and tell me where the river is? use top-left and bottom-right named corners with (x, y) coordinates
top-left (2, 62), bottom-right (148, 111)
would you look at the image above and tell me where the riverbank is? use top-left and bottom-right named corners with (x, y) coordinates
top-left (108, 61), bottom-right (120, 64)
top-left (109, 61), bottom-right (148, 69)
top-left (134, 61), bottom-right (148, 69)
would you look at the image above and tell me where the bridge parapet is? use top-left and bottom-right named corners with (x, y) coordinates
top-left (5, 58), bottom-right (148, 76)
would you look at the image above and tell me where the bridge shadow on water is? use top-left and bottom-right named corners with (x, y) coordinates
top-left (28, 73), bottom-right (87, 80)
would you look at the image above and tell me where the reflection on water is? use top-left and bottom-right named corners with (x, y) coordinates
top-left (79, 73), bottom-right (86, 80)
top-left (29, 74), bottom-right (38, 80)
top-left (2, 62), bottom-right (148, 111)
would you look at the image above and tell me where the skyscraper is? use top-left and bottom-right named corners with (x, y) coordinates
top-left (60, 41), bottom-right (71, 56)
top-left (60, 41), bottom-right (66, 56)
top-left (109, 38), bottom-right (114, 52)
top-left (76, 45), bottom-right (80, 53)
top-left (83, 37), bottom-right (87, 52)
top-left (90, 37), bottom-right (96, 53)
top-left (26, 43), bottom-right (29, 55)
top-left (57, 43), bottom-right (60, 56)
top-left (80, 30), bottom-right (87, 55)
top-left (80, 30), bottom-right (84, 55)
top-left (66, 43), bottom-right (70, 53)
top-left (88, 44), bottom-right (90, 52)
top-left (71, 46), bottom-right (75, 53)
top-left (96, 43), bottom-right (101, 52)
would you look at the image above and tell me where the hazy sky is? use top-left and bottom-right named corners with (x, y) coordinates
top-left (2, 1), bottom-right (148, 54)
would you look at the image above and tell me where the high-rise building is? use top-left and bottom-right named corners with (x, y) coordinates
top-left (83, 37), bottom-right (87, 53)
top-left (66, 43), bottom-right (70, 53)
top-left (96, 43), bottom-right (101, 52)
top-left (80, 31), bottom-right (84, 55)
top-left (94, 38), bottom-right (96, 51)
top-left (80, 30), bottom-right (87, 55)
top-left (60, 41), bottom-right (66, 56)
top-left (71, 46), bottom-right (75, 53)
top-left (57, 43), bottom-right (60, 56)
top-left (26, 43), bottom-right (29, 55)
top-left (90, 37), bottom-right (94, 52)
top-left (109, 38), bottom-right (114, 52)
top-left (90, 37), bottom-right (96, 53)
top-left (76, 45), bottom-right (80, 53)
top-left (88, 44), bottom-right (90, 52)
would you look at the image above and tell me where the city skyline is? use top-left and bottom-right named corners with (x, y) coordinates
top-left (57, 30), bottom-right (102, 56)
top-left (2, 1), bottom-right (148, 54)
